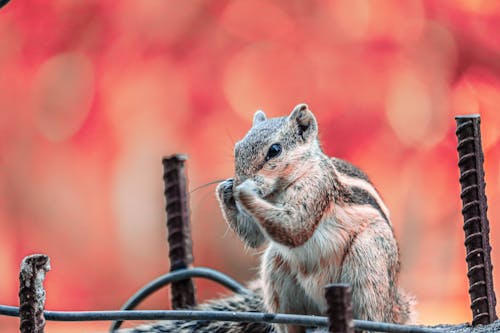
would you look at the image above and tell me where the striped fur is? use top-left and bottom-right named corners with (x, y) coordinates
top-left (217, 104), bottom-right (414, 333)
top-left (123, 104), bottom-right (414, 332)
top-left (120, 284), bottom-right (275, 333)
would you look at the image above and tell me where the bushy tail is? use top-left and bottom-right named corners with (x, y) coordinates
top-left (393, 289), bottom-right (417, 325)
top-left (119, 288), bottom-right (274, 333)
top-left (118, 287), bottom-right (416, 332)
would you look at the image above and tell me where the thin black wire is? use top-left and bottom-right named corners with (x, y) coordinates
top-left (0, 0), bottom-right (11, 9)
top-left (0, 266), bottom-right (445, 333)
top-left (0, 305), bottom-right (18, 317)
top-left (110, 267), bottom-right (251, 330)
top-left (0, 306), bottom-right (443, 333)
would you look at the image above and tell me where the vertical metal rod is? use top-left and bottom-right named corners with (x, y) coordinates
top-left (455, 114), bottom-right (497, 325)
top-left (325, 283), bottom-right (355, 333)
top-left (19, 254), bottom-right (51, 333)
top-left (162, 154), bottom-right (196, 309)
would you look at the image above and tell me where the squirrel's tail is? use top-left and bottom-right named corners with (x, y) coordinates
top-left (393, 289), bottom-right (417, 325)
top-left (118, 288), bottom-right (274, 333)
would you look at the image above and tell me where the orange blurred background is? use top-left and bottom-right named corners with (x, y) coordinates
top-left (1, 0), bottom-right (500, 332)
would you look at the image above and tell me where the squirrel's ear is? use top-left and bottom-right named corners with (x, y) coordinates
top-left (288, 103), bottom-right (318, 140)
top-left (253, 110), bottom-right (267, 126)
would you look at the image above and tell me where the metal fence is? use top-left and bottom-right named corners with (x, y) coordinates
top-left (1, 262), bottom-right (442, 333)
top-left (0, 115), bottom-right (498, 333)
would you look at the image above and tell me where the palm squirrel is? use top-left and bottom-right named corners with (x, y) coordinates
top-left (124, 104), bottom-right (414, 333)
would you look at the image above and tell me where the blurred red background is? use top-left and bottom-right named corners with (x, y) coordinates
top-left (1, 0), bottom-right (500, 331)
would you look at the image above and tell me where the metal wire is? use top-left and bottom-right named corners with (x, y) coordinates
top-left (0, 306), bottom-right (444, 333)
top-left (0, 267), bottom-right (445, 332)
top-left (110, 267), bottom-right (251, 330)
top-left (0, 0), bottom-right (12, 10)
top-left (355, 320), bottom-right (443, 333)
top-left (0, 305), bottom-right (19, 317)
top-left (0, 266), bottom-right (445, 332)
top-left (118, 267), bottom-right (250, 309)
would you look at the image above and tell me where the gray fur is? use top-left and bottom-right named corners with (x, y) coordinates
top-left (217, 104), bottom-right (414, 332)
top-left (120, 287), bottom-right (274, 333)
top-left (124, 104), bottom-right (414, 333)
top-left (253, 110), bottom-right (267, 125)
top-left (217, 178), bottom-right (266, 248)
top-left (234, 116), bottom-right (288, 184)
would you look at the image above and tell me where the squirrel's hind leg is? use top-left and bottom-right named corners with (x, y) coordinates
top-left (339, 221), bottom-right (400, 323)
top-left (261, 249), bottom-right (316, 333)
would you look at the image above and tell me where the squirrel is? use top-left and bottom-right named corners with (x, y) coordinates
top-left (122, 104), bottom-right (414, 333)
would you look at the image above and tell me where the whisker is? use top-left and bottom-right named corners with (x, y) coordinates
top-left (189, 179), bottom-right (226, 194)
top-left (225, 127), bottom-right (236, 146)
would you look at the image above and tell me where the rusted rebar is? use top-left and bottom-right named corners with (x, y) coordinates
top-left (455, 114), bottom-right (497, 325)
top-left (325, 283), bottom-right (355, 333)
top-left (162, 154), bottom-right (196, 309)
top-left (19, 254), bottom-right (51, 333)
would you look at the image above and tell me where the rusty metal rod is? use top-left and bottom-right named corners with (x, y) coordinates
top-left (455, 114), bottom-right (497, 325)
top-left (19, 254), bottom-right (51, 333)
top-left (325, 283), bottom-right (355, 333)
top-left (162, 154), bottom-right (196, 309)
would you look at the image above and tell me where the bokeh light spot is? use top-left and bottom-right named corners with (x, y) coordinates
top-left (218, 0), bottom-right (295, 42)
top-left (33, 52), bottom-right (94, 142)
top-left (386, 68), bottom-right (434, 147)
top-left (452, 68), bottom-right (500, 150)
top-left (223, 43), bottom-right (315, 119)
top-left (456, 0), bottom-right (500, 14)
top-left (115, 0), bottom-right (204, 45)
top-left (103, 60), bottom-right (189, 146)
top-left (345, 0), bottom-right (425, 44)
top-left (326, 0), bottom-right (372, 41)
top-left (0, 231), bottom-right (15, 303)
top-left (112, 145), bottom-right (166, 271)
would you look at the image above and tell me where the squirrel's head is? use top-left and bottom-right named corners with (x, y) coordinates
top-left (234, 103), bottom-right (320, 196)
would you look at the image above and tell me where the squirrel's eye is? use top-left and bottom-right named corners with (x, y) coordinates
top-left (266, 143), bottom-right (282, 161)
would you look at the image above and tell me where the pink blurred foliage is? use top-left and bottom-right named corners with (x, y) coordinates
top-left (1, 0), bottom-right (500, 331)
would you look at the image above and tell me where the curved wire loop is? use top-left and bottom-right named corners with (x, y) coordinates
top-left (109, 267), bottom-right (251, 331)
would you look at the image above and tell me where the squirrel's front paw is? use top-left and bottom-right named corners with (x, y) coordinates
top-left (234, 179), bottom-right (262, 202)
top-left (216, 178), bottom-right (236, 208)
